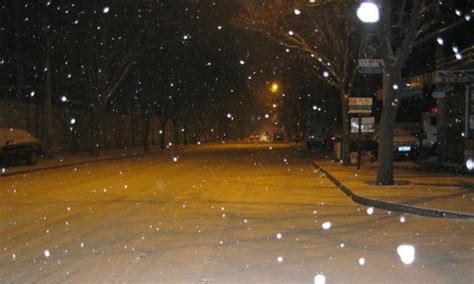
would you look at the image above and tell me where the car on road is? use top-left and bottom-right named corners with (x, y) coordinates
top-left (249, 133), bottom-right (260, 141)
top-left (0, 128), bottom-right (41, 165)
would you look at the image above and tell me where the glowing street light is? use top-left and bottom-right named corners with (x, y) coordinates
top-left (270, 82), bottom-right (279, 93)
top-left (357, 2), bottom-right (379, 23)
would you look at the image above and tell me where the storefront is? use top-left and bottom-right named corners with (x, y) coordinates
top-left (409, 62), bottom-right (474, 171)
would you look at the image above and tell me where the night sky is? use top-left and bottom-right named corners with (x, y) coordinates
top-left (0, 0), bottom-right (472, 134)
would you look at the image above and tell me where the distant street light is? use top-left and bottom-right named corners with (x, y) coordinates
top-left (357, 2), bottom-right (379, 23)
top-left (270, 82), bottom-right (279, 93)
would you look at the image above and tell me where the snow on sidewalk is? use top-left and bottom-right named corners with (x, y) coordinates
top-left (1, 145), bottom-right (165, 176)
top-left (314, 159), bottom-right (474, 216)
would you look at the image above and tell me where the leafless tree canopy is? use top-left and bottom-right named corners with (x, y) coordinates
top-left (235, 0), bottom-right (362, 93)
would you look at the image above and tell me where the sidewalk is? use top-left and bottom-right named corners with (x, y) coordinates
top-left (313, 159), bottom-right (474, 219)
top-left (0, 145), bottom-right (167, 177)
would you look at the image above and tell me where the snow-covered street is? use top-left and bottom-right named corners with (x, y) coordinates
top-left (1, 143), bottom-right (473, 283)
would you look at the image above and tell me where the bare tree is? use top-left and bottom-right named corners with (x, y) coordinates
top-left (69, 1), bottom-right (160, 156)
top-left (373, 0), bottom-right (471, 184)
top-left (235, 1), bottom-right (364, 165)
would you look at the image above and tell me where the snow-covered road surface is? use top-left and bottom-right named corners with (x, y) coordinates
top-left (1, 143), bottom-right (472, 283)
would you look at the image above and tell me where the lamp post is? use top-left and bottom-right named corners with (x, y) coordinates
top-left (355, 1), bottom-right (380, 169)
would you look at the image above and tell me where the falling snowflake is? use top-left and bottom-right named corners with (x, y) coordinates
top-left (277, 256), bottom-right (283, 262)
top-left (314, 274), bottom-right (326, 284)
top-left (294, 9), bottom-right (301, 15)
top-left (321, 221), bottom-right (331, 230)
top-left (358, 257), bottom-right (365, 265)
top-left (366, 207), bottom-right (374, 215)
top-left (103, 7), bottom-right (110, 14)
top-left (397, 244), bottom-right (415, 265)
top-left (44, 250), bottom-right (51, 258)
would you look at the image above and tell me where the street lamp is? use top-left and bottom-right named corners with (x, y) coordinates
top-left (270, 82), bottom-right (279, 93)
top-left (357, 2), bottom-right (379, 23)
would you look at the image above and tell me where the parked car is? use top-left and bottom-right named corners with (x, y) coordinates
top-left (306, 134), bottom-right (325, 151)
top-left (272, 132), bottom-right (284, 142)
top-left (249, 133), bottom-right (260, 141)
top-left (373, 127), bottom-right (420, 160)
top-left (259, 131), bottom-right (271, 142)
top-left (0, 128), bottom-right (41, 165)
top-left (421, 111), bottom-right (438, 155)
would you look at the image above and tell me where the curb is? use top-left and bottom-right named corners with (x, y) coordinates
top-left (1, 149), bottom-right (164, 178)
top-left (312, 161), bottom-right (474, 220)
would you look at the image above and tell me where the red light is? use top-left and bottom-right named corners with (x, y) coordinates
top-left (431, 107), bottom-right (438, 113)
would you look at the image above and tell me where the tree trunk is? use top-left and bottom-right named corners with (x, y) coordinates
top-left (143, 115), bottom-right (150, 152)
top-left (15, 50), bottom-right (24, 99)
top-left (41, 36), bottom-right (52, 157)
top-left (340, 91), bottom-right (351, 166)
top-left (183, 126), bottom-right (188, 146)
top-left (89, 111), bottom-right (100, 157)
top-left (174, 124), bottom-right (180, 146)
top-left (376, 70), bottom-right (397, 185)
top-left (159, 116), bottom-right (167, 149)
top-left (14, 1), bottom-right (24, 99)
